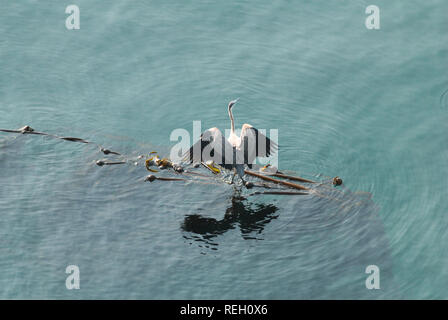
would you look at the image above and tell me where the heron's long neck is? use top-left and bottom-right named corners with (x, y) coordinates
top-left (228, 108), bottom-right (235, 133)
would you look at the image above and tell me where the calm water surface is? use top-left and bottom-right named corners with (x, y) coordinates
top-left (0, 0), bottom-right (447, 299)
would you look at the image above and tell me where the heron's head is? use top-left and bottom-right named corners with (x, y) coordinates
top-left (228, 98), bottom-right (239, 111)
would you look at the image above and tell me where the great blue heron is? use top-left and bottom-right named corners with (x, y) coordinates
top-left (183, 99), bottom-right (278, 187)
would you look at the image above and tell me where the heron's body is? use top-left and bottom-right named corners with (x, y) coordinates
top-left (184, 99), bottom-right (277, 187)
top-left (227, 131), bottom-right (240, 147)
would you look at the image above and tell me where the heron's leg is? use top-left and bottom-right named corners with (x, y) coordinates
top-left (230, 168), bottom-right (236, 184)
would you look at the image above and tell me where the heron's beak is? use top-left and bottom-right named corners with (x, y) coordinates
top-left (229, 98), bottom-right (239, 109)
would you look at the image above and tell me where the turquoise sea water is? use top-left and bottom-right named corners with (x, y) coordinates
top-left (0, 0), bottom-right (447, 299)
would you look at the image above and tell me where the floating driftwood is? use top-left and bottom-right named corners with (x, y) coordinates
top-left (249, 191), bottom-right (309, 196)
top-left (144, 175), bottom-right (184, 182)
top-left (244, 170), bottom-right (310, 191)
top-left (0, 125), bottom-right (344, 197)
top-left (271, 172), bottom-right (316, 184)
top-left (0, 125), bottom-right (120, 155)
top-left (96, 160), bottom-right (127, 166)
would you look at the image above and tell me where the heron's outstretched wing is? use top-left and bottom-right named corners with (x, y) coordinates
top-left (238, 123), bottom-right (278, 168)
top-left (182, 127), bottom-right (241, 166)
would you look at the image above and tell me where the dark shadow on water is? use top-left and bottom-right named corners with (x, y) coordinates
top-left (181, 196), bottom-right (279, 248)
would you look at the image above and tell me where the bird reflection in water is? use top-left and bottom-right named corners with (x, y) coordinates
top-left (181, 196), bottom-right (279, 250)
